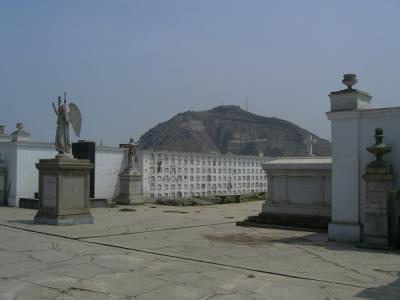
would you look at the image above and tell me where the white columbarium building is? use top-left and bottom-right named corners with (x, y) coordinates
top-left (137, 150), bottom-right (270, 200)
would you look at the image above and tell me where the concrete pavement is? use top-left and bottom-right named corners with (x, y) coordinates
top-left (0, 202), bottom-right (399, 299)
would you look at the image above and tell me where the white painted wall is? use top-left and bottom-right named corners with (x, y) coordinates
top-left (0, 142), bottom-right (60, 206)
top-left (16, 143), bottom-right (56, 204)
top-left (95, 146), bottom-right (125, 200)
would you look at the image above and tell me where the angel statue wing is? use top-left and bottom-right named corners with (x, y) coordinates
top-left (69, 103), bottom-right (82, 137)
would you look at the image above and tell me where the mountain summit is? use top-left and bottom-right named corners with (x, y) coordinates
top-left (139, 105), bottom-right (331, 157)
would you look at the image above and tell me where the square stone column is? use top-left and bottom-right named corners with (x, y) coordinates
top-left (115, 168), bottom-right (144, 205)
top-left (34, 158), bottom-right (93, 225)
top-left (326, 74), bottom-right (372, 242)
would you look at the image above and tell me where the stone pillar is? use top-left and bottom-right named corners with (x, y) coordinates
top-left (34, 158), bottom-right (93, 225)
top-left (361, 128), bottom-right (394, 248)
top-left (72, 140), bottom-right (96, 198)
top-left (115, 168), bottom-right (144, 205)
top-left (327, 74), bottom-right (372, 242)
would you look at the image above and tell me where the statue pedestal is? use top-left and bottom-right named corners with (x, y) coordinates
top-left (361, 164), bottom-right (394, 249)
top-left (34, 158), bottom-right (93, 225)
top-left (115, 168), bottom-right (144, 205)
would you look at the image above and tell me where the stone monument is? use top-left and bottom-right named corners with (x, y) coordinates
top-left (361, 128), bottom-right (395, 248)
top-left (34, 93), bottom-right (93, 225)
top-left (115, 138), bottom-right (144, 205)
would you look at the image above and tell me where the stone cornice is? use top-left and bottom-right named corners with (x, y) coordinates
top-left (326, 106), bottom-right (400, 120)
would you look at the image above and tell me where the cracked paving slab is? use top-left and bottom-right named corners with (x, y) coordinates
top-left (0, 226), bottom-right (392, 300)
top-left (0, 202), bottom-right (399, 299)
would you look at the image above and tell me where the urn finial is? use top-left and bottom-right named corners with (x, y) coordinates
top-left (342, 74), bottom-right (357, 89)
top-left (367, 128), bottom-right (391, 162)
top-left (16, 123), bottom-right (24, 131)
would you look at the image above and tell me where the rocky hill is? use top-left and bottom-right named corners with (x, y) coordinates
top-left (139, 105), bottom-right (331, 157)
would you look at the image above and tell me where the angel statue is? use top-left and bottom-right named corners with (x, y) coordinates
top-left (52, 93), bottom-right (82, 158)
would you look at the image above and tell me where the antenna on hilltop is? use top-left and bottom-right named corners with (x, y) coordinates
top-left (245, 97), bottom-right (249, 111)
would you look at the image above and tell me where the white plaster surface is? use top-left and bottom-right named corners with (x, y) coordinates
top-left (0, 202), bottom-right (399, 299)
top-left (328, 113), bottom-right (361, 241)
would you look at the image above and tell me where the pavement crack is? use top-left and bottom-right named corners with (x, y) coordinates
top-left (76, 222), bottom-right (235, 239)
top-left (293, 245), bottom-right (379, 283)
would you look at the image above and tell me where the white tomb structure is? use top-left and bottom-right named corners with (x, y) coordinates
top-left (260, 157), bottom-right (331, 225)
top-left (239, 156), bottom-right (332, 229)
top-left (328, 74), bottom-right (400, 242)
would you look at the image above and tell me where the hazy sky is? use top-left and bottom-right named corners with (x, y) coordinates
top-left (1, 0), bottom-right (399, 146)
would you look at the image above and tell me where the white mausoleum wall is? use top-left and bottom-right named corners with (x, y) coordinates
top-left (0, 142), bottom-right (55, 206)
top-left (0, 141), bottom-right (127, 206)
